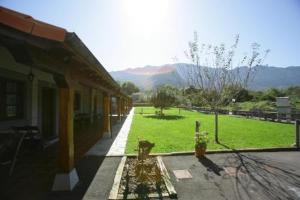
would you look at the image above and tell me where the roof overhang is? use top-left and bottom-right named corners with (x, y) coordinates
top-left (0, 6), bottom-right (129, 98)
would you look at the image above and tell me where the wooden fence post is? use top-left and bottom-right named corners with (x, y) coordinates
top-left (215, 112), bottom-right (219, 143)
top-left (296, 120), bottom-right (300, 148)
top-left (195, 121), bottom-right (200, 133)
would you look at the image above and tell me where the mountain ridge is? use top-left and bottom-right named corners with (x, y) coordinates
top-left (110, 64), bottom-right (300, 91)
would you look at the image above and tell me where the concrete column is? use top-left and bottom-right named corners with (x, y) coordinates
top-left (52, 87), bottom-right (79, 191)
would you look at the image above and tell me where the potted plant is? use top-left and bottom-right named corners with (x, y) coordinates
top-left (195, 131), bottom-right (209, 158)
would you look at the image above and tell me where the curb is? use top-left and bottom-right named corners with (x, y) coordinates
top-left (123, 147), bottom-right (299, 157)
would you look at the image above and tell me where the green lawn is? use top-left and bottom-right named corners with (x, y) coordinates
top-left (126, 107), bottom-right (295, 154)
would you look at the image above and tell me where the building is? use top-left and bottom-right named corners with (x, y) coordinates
top-left (276, 97), bottom-right (291, 121)
top-left (0, 6), bottom-right (132, 191)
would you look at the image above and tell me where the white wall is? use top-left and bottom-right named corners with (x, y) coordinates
top-left (73, 83), bottom-right (105, 123)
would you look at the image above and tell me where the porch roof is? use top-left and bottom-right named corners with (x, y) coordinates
top-left (0, 6), bottom-right (129, 99)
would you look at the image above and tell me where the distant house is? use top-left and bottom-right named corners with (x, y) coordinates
top-left (0, 6), bottom-right (131, 190)
top-left (276, 97), bottom-right (291, 121)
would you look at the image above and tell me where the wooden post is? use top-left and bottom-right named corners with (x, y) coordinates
top-left (90, 88), bottom-right (95, 124)
top-left (122, 98), bottom-right (125, 117)
top-left (58, 88), bottom-right (74, 172)
top-left (52, 86), bottom-right (79, 191)
top-left (103, 93), bottom-right (111, 138)
top-left (296, 120), bottom-right (300, 148)
top-left (195, 121), bottom-right (200, 133)
top-left (117, 97), bottom-right (122, 122)
top-left (127, 99), bottom-right (129, 113)
top-left (215, 111), bottom-right (219, 143)
top-left (124, 99), bottom-right (127, 116)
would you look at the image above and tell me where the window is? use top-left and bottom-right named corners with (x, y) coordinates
top-left (0, 77), bottom-right (24, 120)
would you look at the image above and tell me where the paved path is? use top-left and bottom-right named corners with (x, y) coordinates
top-left (163, 151), bottom-right (300, 200)
top-left (85, 108), bottom-right (135, 156)
top-left (83, 151), bottom-right (300, 200)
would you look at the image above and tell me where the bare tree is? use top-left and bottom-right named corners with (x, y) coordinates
top-left (182, 32), bottom-right (270, 143)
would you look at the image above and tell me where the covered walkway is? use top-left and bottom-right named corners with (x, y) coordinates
top-left (0, 112), bottom-right (132, 200)
top-left (86, 108), bottom-right (134, 157)
top-left (0, 6), bottom-right (132, 193)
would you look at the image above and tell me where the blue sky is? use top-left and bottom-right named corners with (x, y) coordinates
top-left (1, 0), bottom-right (300, 71)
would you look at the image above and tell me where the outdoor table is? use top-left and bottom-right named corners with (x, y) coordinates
top-left (0, 131), bottom-right (15, 164)
top-left (9, 126), bottom-right (41, 176)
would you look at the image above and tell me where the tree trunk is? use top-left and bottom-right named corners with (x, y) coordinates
top-left (160, 107), bottom-right (163, 115)
top-left (215, 111), bottom-right (219, 143)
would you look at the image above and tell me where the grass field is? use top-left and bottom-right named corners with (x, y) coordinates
top-left (125, 107), bottom-right (295, 154)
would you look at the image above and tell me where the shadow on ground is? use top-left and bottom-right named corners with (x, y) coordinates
top-left (143, 115), bottom-right (185, 120)
top-left (226, 152), bottom-right (300, 199)
top-left (0, 116), bottom-right (126, 200)
top-left (48, 156), bottom-right (105, 200)
top-left (163, 151), bottom-right (300, 200)
top-left (0, 145), bottom-right (106, 200)
top-left (198, 156), bottom-right (224, 176)
top-left (213, 143), bottom-right (300, 199)
top-left (121, 183), bottom-right (165, 200)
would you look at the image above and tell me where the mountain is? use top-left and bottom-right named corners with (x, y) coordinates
top-left (248, 66), bottom-right (300, 89)
top-left (110, 64), bottom-right (300, 91)
top-left (110, 64), bottom-right (185, 90)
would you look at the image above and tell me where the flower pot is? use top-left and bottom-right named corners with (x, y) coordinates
top-left (195, 144), bottom-right (206, 158)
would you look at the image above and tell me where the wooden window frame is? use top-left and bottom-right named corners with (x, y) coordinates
top-left (0, 77), bottom-right (25, 121)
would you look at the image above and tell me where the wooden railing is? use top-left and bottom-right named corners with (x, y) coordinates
top-left (191, 106), bottom-right (300, 122)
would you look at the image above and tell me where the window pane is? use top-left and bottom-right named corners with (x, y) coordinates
top-left (6, 106), bottom-right (16, 117)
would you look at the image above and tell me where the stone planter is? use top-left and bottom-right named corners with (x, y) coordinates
top-left (108, 156), bottom-right (177, 200)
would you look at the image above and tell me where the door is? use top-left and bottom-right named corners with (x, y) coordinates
top-left (41, 88), bottom-right (56, 140)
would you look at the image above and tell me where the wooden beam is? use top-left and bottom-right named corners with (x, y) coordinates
top-left (157, 156), bottom-right (177, 198)
top-left (69, 66), bottom-right (112, 93)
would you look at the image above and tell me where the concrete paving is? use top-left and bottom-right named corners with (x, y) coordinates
top-left (86, 108), bottom-right (134, 157)
top-left (83, 151), bottom-right (300, 200)
top-left (82, 157), bottom-right (122, 200)
top-left (163, 151), bottom-right (300, 200)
